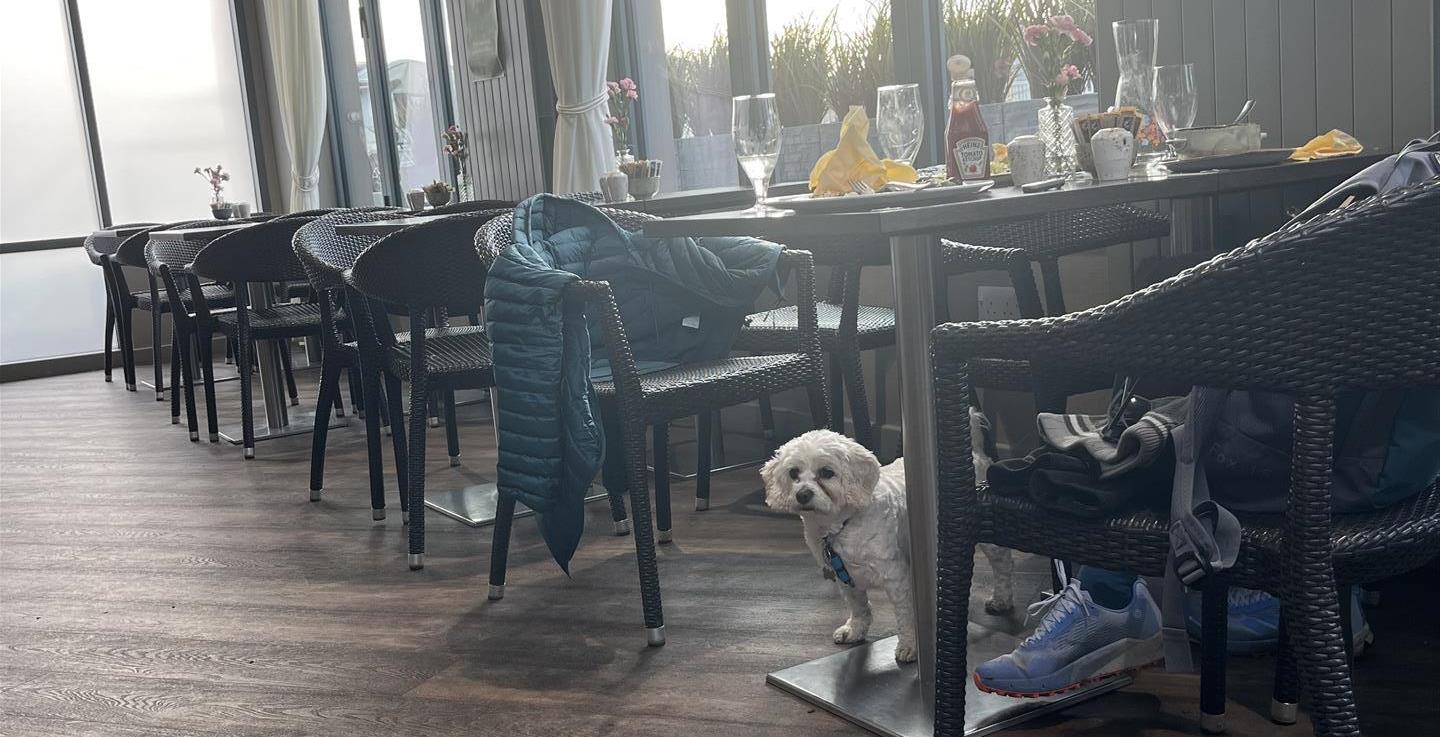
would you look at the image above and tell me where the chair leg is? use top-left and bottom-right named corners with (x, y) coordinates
top-left (1283, 395), bottom-right (1361, 737)
top-left (1199, 580), bottom-right (1229, 734)
top-left (360, 367), bottom-right (387, 519)
top-left (827, 353), bottom-right (845, 432)
top-left (405, 370), bottom-right (430, 569)
top-left (444, 390), bottom-right (460, 466)
top-left (151, 298), bottom-right (165, 400)
top-left (488, 494), bottom-right (516, 600)
top-left (758, 395), bottom-right (778, 451)
top-left (224, 334), bottom-right (234, 364)
top-left (382, 374), bottom-right (409, 517)
top-left (695, 413), bottom-right (712, 511)
top-left (308, 355), bottom-right (342, 502)
top-left (169, 330), bottom-right (182, 424)
top-left (934, 522), bottom-right (978, 736)
top-left (104, 300), bottom-right (115, 382)
top-left (1271, 609), bottom-right (1301, 725)
top-left (179, 331), bottom-right (200, 442)
top-left (120, 305), bottom-right (138, 391)
top-left (841, 343), bottom-right (875, 451)
top-left (623, 415), bottom-right (665, 645)
top-left (278, 340), bottom-right (300, 406)
top-left (806, 382), bottom-right (830, 431)
top-left (652, 424), bottom-right (672, 543)
top-left (346, 365), bottom-right (362, 417)
top-left (237, 321), bottom-right (256, 459)
top-left (197, 332), bottom-right (220, 442)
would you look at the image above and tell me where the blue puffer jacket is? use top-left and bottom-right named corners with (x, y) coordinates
top-left (485, 195), bottom-right (781, 570)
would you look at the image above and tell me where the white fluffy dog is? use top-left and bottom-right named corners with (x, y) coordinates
top-left (762, 417), bottom-right (1013, 664)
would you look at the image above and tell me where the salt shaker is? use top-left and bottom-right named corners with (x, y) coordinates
top-left (1090, 128), bottom-right (1135, 182)
top-left (1006, 135), bottom-right (1047, 187)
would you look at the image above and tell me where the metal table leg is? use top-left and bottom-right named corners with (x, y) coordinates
top-left (219, 283), bottom-right (345, 445)
top-left (767, 232), bottom-right (1125, 736)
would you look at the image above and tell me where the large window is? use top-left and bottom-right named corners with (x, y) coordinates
top-left (0, 1), bottom-right (100, 242)
top-left (77, 0), bottom-right (258, 223)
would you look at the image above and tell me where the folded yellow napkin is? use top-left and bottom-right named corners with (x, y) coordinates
top-left (808, 106), bottom-right (918, 195)
top-left (1290, 129), bottom-right (1363, 161)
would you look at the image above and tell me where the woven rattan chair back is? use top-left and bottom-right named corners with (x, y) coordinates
top-left (84, 223), bottom-right (158, 265)
top-left (349, 210), bottom-right (507, 315)
top-left (293, 207), bottom-right (406, 290)
top-left (192, 216), bottom-right (321, 285)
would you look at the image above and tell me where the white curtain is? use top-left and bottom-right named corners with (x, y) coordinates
top-left (264, 0), bottom-right (327, 211)
top-left (539, 0), bottom-right (613, 193)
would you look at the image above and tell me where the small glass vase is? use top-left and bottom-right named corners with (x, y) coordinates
top-left (455, 168), bottom-right (474, 202)
top-left (1037, 96), bottom-right (1078, 176)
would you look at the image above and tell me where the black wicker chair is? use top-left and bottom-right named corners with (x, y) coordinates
top-left (293, 207), bottom-right (409, 517)
top-left (190, 215), bottom-right (328, 457)
top-left (348, 210), bottom-right (512, 568)
top-left (414, 198), bottom-right (517, 217)
top-left (930, 178), bottom-right (1440, 737)
top-left (83, 223), bottom-right (158, 385)
top-left (476, 210), bottom-right (828, 645)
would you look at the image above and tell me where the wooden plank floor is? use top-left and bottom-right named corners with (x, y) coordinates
top-left (2, 368), bottom-right (1436, 736)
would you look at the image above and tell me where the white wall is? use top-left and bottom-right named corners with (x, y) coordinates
top-left (0, 249), bottom-right (107, 364)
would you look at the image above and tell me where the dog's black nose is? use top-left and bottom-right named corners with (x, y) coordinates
top-left (795, 488), bottom-right (814, 504)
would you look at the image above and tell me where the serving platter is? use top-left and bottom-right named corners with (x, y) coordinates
top-left (1164, 148), bottom-right (1296, 173)
top-left (770, 180), bottom-right (994, 213)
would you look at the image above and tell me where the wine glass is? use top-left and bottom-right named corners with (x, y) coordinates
top-left (876, 83), bottom-right (923, 164)
top-left (732, 93), bottom-right (782, 213)
top-left (1150, 63), bottom-right (1197, 161)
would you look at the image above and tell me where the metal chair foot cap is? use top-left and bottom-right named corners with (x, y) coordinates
top-left (105, 376), bottom-right (113, 383)
top-left (657, 529), bottom-right (673, 544)
top-left (209, 433), bottom-right (219, 443)
top-left (402, 511), bottom-right (410, 525)
top-left (487, 584), bottom-right (505, 600)
top-left (171, 416), bottom-right (180, 425)
top-left (336, 409), bottom-right (346, 418)
top-left (157, 395), bottom-right (167, 402)
top-left (613, 519), bottom-right (631, 536)
top-left (310, 488), bottom-right (323, 502)
top-left (695, 498), bottom-right (710, 511)
top-left (126, 384), bottom-right (137, 391)
top-left (1269, 700), bottom-right (1298, 725)
top-left (290, 398), bottom-right (300, 406)
top-left (1200, 712), bottom-right (1225, 734)
top-left (243, 448), bottom-right (255, 459)
top-left (428, 417), bottom-right (440, 428)
top-left (372, 508), bottom-right (386, 521)
top-left (449, 455), bottom-right (461, 467)
top-left (385, 427), bottom-right (393, 436)
top-left (189, 432), bottom-right (199, 442)
top-left (646, 626), bottom-right (666, 647)
top-left (407, 553), bottom-right (424, 570)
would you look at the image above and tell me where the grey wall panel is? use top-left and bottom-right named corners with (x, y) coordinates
top-left (1245, 0), bottom-right (1283, 138)
top-left (1391, 0), bottom-right (1435, 151)
top-left (1313, 0), bottom-right (1356, 135)
top-left (1181, 0), bottom-right (1218, 124)
top-left (1351, 0), bottom-right (1394, 153)
top-left (1279, 0), bottom-right (1317, 148)
top-left (1151, 0), bottom-right (1184, 66)
top-left (1211, 0), bottom-right (1250, 128)
top-left (1095, 0), bottom-right (1125, 110)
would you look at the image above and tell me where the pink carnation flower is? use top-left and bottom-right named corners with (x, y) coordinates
top-left (1069, 28), bottom-right (1093, 46)
top-left (618, 77), bottom-right (637, 91)
top-left (1023, 24), bottom-right (1048, 46)
top-left (1054, 64), bottom-right (1081, 86)
top-left (626, 89), bottom-right (638, 100)
top-left (1049, 14), bottom-right (1076, 32)
top-left (606, 81), bottom-right (621, 95)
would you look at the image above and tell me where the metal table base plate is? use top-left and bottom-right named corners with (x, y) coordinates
top-left (426, 483), bottom-right (610, 528)
top-left (218, 411), bottom-right (348, 445)
top-left (768, 635), bottom-right (1131, 737)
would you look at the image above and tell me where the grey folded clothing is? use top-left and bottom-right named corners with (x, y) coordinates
top-left (1038, 395), bottom-right (1188, 479)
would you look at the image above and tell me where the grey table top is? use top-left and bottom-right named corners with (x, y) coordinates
top-left (640, 154), bottom-right (1380, 240)
top-left (92, 224), bottom-right (155, 240)
top-left (147, 222), bottom-right (255, 242)
top-left (334, 213), bottom-right (455, 236)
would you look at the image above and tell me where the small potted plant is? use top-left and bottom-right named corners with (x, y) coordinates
top-left (422, 179), bottom-right (453, 207)
top-left (441, 124), bottom-right (472, 201)
top-left (194, 164), bottom-right (232, 219)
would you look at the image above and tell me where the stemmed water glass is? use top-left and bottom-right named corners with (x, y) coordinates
top-left (733, 93), bottom-right (782, 213)
top-left (1151, 63), bottom-right (1197, 162)
top-left (876, 83), bottom-right (923, 164)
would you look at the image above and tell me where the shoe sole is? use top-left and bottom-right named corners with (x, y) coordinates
top-left (974, 636), bottom-right (1163, 698)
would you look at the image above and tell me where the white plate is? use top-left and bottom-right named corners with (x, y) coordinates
top-left (769, 180), bottom-right (995, 213)
top-left (1164, 148), bottom-right (1296, 173)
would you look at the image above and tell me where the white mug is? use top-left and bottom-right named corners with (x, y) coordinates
top-left (1006, 135), bottom-right (1047, 187)
top-left (1090, 128), bottom-right (1135, 181)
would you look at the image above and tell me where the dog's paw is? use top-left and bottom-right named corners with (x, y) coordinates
top-left (984, 595), bottom-right (1014, 615)
top-left (894, 642), bottom-right (918, 663)
top-left (832, 621), bottom-right (869, 645)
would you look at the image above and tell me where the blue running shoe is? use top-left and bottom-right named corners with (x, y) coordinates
top-left (974, 578), bottom-right (1162, 697)
top-left (1185, 587), bottom-right (1373, 656)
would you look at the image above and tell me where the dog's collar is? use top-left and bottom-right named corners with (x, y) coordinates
top-left (821, 518), bottom-right (854, 587)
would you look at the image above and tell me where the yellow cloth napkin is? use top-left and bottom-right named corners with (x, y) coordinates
top-left (1290, 129), bottom-right (1363, 161)
top-left (808, 106), bottom-right (918, 195)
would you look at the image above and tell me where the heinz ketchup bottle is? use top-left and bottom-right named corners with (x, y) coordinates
top-left (944, 77), bottom-right (990, 180)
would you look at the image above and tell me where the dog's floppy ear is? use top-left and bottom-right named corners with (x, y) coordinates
top-left (759, 447), bottom-right (788, 505)
top-left (839, 435), bottom-right (882, 502)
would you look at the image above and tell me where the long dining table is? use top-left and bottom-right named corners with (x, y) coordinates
top-left (639, 153), bottom-right (1380, 737)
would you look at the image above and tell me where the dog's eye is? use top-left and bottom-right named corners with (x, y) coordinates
top-left (819, 467), bottom-right (835, 479)
top-left (788, 467), bottom-right (800, 480)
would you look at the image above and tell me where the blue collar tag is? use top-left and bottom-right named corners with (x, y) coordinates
top-left (822, 536), bottom-right (854, 587)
